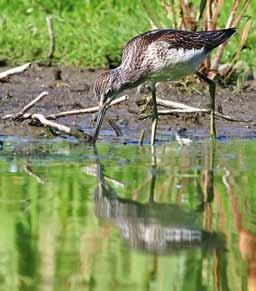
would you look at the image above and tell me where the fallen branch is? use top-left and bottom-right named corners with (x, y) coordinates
top-left (139, 108), bottom-right (209, 120)
top-left (156, 98), bottom-right (252, 123)
top-left (31, 114), bottom-right (90, 139)
top-left (1, 91), bottom-right (49, 120)
top-left (0, 63), bottom-right (31, 80)
top-left (139, 108), bottom-right (252, 123)
top-left (156, 97), bottom-right (203, 110)
top-left (46, 95), bottom-right (129, 119)
top-left (215, 112), bottom-right (252, 123)
top-left (16, 91), bottom-right (49, 119)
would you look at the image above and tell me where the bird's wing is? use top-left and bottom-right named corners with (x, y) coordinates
top-left (122, 28), bottom-right (236, 61)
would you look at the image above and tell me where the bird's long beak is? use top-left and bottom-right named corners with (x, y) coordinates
top-left (92, 102), bottom-right (108, 144)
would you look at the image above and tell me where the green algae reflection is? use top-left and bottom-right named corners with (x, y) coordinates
top-left (0, 139), bottom-right (255, 291)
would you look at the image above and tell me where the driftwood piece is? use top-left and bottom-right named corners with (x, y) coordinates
top-left (46, 95), bottom-right (129, 119)
top-left (0, 63), bottom-right (31, 80)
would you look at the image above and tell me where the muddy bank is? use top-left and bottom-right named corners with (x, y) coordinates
top-left (0, 64), bottom-right (255, 143)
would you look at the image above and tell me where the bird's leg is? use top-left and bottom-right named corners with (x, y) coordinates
top-left (150, 82), bottom-right (158, 145)
top-left (196, 72), bottom-right (216, 139)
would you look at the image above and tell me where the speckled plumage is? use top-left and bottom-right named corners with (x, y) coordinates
top-left (94, 28), bottom-right (236, 103)
top-left (93, 28), bottom-right (236, 143)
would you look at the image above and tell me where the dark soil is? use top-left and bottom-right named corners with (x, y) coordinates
top-left (0, 64), bottom-right (255, 143)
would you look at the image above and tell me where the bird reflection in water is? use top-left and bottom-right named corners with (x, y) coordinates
top-left (92, 145), bottom-right (223, 254)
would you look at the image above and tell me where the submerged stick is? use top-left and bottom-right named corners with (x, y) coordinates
top-left (0, 63), bottom-right (31, 80)
top-left (47, 95), bottom-right (129, 119)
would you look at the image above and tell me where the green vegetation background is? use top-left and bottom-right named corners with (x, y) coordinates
top-left (0, 0), bottom-right (255, 69)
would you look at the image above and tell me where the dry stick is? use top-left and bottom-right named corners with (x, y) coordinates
top-left (15, 91), bottom-right (49, 119)
top-left (139, 108), bottom-right (209, 120)
top-left (46, 16), bottom-right (55, 61)
top-left (1, 91), bottom-right (49, 120)
top-left (139, 98), bottom-right (252, 123)
top-left (46, 95), bottom-right (129, 119)
top-left (0, 63), bottom-right (31, 80)
top-left (140, 108), bottom-right (252, 123)
top-left (156, 97), bottom-right (203, 110)
top-left (31, 114), bottom-right (88, 139)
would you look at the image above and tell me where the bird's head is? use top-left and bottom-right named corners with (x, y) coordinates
top-left (94, 70), bottom-right (122, 106)
top-left (93, 69), bottom-right (121, 143)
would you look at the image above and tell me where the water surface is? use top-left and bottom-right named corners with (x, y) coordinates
top-left (0, 138), bottom-right (255, 291)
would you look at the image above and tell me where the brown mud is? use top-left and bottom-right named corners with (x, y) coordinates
top-left (0, 64), bottom-right (255, 143)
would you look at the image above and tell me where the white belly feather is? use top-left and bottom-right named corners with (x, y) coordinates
top-left (144, 41), bottom-right (208, 81)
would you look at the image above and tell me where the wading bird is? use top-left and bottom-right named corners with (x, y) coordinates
top-left (93, 28), bottom-right (236, 144)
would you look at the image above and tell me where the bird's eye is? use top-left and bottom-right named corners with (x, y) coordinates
top-left (106, 88), bottom-right (112, 96)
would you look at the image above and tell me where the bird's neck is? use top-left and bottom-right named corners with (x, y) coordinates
top-left (113, 65), bottom-right (142, 89)
top-left (109, 66), bottom-right (130, 88)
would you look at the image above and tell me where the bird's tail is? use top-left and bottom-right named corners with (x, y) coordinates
top-left (201, 28), bottom-right (236, 51)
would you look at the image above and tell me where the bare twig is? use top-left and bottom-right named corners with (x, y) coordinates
top-left (46, 16), bottom-right (55, 61)
top-left (139, 108), bottom-right (208, 120)
top-left (46, 95), bottom-right (129, 119)
top-left (0, 63), bottom-right (31, 80)
top-left (15, 91), bottom-right (49, 119)
top-left (140, 107), bottom-right (251, 123)
top-left (156, 97), bottom-right (203, 110)
top-left (138, 97), bottom-right (251, 123)
top-left (215, 112), bottom-right (252, 123)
